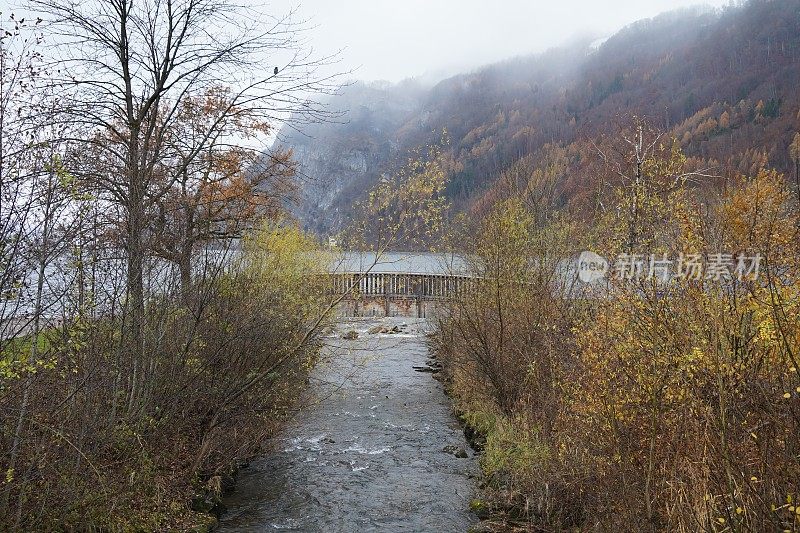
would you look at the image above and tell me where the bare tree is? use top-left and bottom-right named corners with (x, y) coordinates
top-left (31, 0), bottom-right (341, 412)
top-left (1, 15), bottom-right (90, 517)
top-left (0, 14), bottom-right (43, 338)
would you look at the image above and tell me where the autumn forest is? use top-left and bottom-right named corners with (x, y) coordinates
top-left (1, 0), bottom-right (799, 531)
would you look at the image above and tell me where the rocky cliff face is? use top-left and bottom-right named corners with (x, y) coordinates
top-left (279, 80), bottom-right (425, 235)
top-left (289, 143), bottom-right (369, 234)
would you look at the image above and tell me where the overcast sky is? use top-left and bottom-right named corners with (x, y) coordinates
top-left (271, 0), bottom-right (731, 82)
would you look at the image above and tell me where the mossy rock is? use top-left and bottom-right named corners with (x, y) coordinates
top-left (190, 493), bottom-right (226, 517)
top-left (191, 495), bottom-right (216, 514)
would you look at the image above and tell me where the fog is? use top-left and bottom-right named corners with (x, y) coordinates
top-left (271, 0), bottom-right (731, 82)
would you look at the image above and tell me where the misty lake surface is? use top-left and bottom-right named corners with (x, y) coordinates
top-left (217, 318), bottom-right (478, 532)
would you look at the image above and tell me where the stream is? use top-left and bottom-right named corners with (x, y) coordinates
top-left (217, 318), bottom-right (478, 532)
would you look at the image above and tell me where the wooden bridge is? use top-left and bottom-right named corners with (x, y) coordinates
top-left (329, 253), bottom-right (472, 318)
top-left (331, 271), bottom-right (473, 318)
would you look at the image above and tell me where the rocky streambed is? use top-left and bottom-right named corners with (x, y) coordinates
top-left (217, 318), bottom-right (478, 532)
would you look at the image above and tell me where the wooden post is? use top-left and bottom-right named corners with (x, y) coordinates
top-left (383, 273), bottom-right (389, 317)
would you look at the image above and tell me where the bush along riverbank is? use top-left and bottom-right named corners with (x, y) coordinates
top-left (430, 147), bottom-right (800, 531)
top-left (0, 223), bottom-right (333, 530)
top-left (430, 349), bottom-right (561, 532)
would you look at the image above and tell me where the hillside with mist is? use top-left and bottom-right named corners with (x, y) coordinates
top-left (283, 0), bottom-right (800, 235)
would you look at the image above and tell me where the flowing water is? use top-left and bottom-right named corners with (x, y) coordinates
top-left (217, 318), bottom-right (478, 532)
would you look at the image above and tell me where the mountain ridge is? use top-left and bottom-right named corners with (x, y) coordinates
top-left (280, 0), bottom-right (800, 235)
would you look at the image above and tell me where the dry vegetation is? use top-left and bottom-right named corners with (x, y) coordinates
top-left (433, 121), bottom-right (800, 531)
top-left (0, 1), bottom-right (338, 529)
top-left (0, 221), bottom-right (332, 530)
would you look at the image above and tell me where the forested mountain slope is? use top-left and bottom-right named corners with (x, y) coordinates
top-left (283, 0), bottom-right (800, 235)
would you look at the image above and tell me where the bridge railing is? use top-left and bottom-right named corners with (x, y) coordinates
top-left (329, 272), bottom-right (474, 300)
